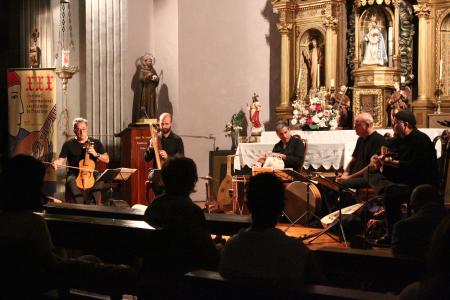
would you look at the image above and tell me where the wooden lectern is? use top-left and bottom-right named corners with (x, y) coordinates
top-left (116, 124), bottom-right (153, 206)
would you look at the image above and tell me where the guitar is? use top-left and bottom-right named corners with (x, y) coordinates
top-left (216, 155), bottom-right (234, 212)
top-left (320, 202), bottom-right (364, 228)
top-left (14, 105), bottom-right (57, 161)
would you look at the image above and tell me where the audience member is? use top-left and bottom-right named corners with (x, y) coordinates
top-left (219, 173), bottom-right (323, 288)
top-left (399, 214), bottom-right (450, 299)
top-left (0, 154), bottom-right (59, 297)
top-left (392, 185), bottom-right (448, 260)
top-left (139, 156), bottom-right (219, 298)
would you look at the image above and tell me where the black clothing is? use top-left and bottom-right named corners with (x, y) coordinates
top-left (367, 128), bottom-right (439, 237)
top-left (144, 131), bottom-right (184, 163)
top-left (350, 131), bottom-right (385, 174)
top-left (382, 129), bottom-right (439, 189)
top-left (59, 138), bottom-right (106, 177)
top-left (272, 137), bottom-right (304, 170)
top-left (58, 137), bottom-right (106, 204)
top-left (392, 203), bottom-right (448, 260)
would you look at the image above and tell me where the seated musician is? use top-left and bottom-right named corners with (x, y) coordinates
top-left (367, 110), bottom-right (439, 246)
top-left (336, 112), bottom-right (385, 189)
top-left (51, 118), bottom-right (109, 204)
top-left (144, 112), bottom-right (184, 196)
top-left (258, 121), bottom-right (304, 170)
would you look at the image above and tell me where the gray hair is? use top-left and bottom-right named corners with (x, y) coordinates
top-left (355, 112), bottom-right (374, 127)
top-left (159, 112), bottom-right (172, 123)
top-left (73, 117), bottom-right (88, 129)
top-left (275, 121), bottom-right (289, 133)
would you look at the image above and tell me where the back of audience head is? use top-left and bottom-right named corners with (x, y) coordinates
top-left (161, 156), bottom-right (198, 197)
top-left (428, 214), bottom-right (450, 278)
top-left (409, 184), bottom-right (441, 212)
top-left (246, 173), bottom-right (285, 229)
top-left (0, 154), bottom-right (45, 211)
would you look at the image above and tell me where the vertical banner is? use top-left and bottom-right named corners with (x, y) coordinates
top-left (7, 68), bottom-right (57, 194)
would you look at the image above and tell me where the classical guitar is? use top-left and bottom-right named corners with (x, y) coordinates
top-left (216, 155), bottom-right (234, 212)
top-left (14, 105), bottom-right (56, 161)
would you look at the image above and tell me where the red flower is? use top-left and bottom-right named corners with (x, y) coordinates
top-left (306, 117), bottom-right (313, 125)
top-left (315, 104), bottom-right (322, 111)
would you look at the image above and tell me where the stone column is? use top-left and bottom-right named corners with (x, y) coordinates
top-left (353, 10), bottom-right (360, 69)
top-left (414, 3), bottom-right (432, 102)
top-left (393, 1), bottom-right (401, 69)
top-left (324, 16), bottom-right (338, 89)
top-left (276, 22), bottom-right (293, 114)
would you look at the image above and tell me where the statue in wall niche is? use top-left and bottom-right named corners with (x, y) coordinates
top-left (248, 93), bottom-right (264, 136)
top-left (139, 53), bottom-right (160, 119)
top-left (362, 15), bottom-right (388, 66)
top-left (386, 82), bottom-right (410, 127)
top-left (303, 38), bottom-right (324, 91)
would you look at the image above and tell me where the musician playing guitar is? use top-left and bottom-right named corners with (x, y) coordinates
top-left (51, 117), bottom-right (109, 204)
top-left (144, 112), bottom-right (184, 196)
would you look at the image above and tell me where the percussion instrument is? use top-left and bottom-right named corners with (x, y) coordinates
top-left (232, 175), bottom-right (250, 215)
top-left (284, 181), bottom-right (322, 225)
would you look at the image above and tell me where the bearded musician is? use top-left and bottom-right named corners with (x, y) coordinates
top-left (258, 121), bottom-right (304, 170)
top-left (51, 117), bottom-right (109, 204)
top-left (144, 112), bottom-right (184, 196)
top-left (366, 110), bottom-right (438, 245)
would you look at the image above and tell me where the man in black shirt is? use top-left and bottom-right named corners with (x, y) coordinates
top-left (336, 112), bottom-right (385, 189)
top-left (51, 118), bottom-right (110, 204)
top-left (368, 110), bottom-right (439, 244)
top-left (259, 121), bottom-right (304, 170)
top-left (144, 112), bottom-right (184, 196)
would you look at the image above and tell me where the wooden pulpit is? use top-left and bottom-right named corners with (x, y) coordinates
top-left (117, 124), bottom-right (152, 206)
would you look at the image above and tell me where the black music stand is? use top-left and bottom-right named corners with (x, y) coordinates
top-left (306, 175), bottom-right (348, 247)
top-left (96, 168), bottom-right (136, 206)
top-left (273, 169), bottom-right (322, 231)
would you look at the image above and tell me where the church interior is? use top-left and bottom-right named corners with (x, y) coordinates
top-left (1, 0), bottom-right (450, 299)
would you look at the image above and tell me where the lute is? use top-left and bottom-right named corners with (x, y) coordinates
top-left (216, 155), bottom-right (234, 212)
top-left (320, 202), bottom-right (364, 228)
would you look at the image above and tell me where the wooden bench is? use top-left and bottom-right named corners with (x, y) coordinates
top-left (181, 270), bottom-right (396, 300)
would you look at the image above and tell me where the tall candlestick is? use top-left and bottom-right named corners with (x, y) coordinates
top-left (317, 64), bottom-right (320, 88)
top-left (330, 78), bottom-right (335, 89)
top-left (439, 59), bottom-right (443, 81)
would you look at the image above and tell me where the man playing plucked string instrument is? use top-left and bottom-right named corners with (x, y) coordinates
top-left (51, 118), bottom-right (109, 204)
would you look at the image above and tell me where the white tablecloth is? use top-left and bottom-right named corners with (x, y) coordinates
top-left (234, 128), bottom-right (444, 171)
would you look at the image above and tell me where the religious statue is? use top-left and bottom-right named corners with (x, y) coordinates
top-left (139, 53), bottom-right (160, 119)
top-left (362, 15), bottom-right (388, 66)
top-left (329, 85), bottom-right (352, 129)
top-left (248, 93), bottom-right (264, 136)
top-left (386, 82), bottom-right (410, 126)
top-left (303, 38), bottom-right (324, 91)
top-left (29, 29), bottom-right (41, 68)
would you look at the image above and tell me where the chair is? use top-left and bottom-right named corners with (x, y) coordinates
top-left (292, 134), bottom-right (307, 174)
top-left (433, 129), bottom-right (450, 202)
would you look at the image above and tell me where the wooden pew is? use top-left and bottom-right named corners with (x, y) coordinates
top-left (180, 270), bottom-right (396, 300)
top-left (314, 247), bottom-right (426, 294)
top-left (43, 202), bottom-right (252, 236)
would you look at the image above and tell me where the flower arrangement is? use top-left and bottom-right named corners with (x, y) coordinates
top-left (291, 88), bottom-right (339, 130)
top-left (224, 110), bottom-right (245, 137)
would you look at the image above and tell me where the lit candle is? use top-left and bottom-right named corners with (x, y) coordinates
top-left (439, 59), bottom-right (443, 81)
top-left (317, 64), bottom-right (320, 88)
top-left (62, 49), bottom-right (70, 68)
top-left (330, 78), bottom-right (335, 89)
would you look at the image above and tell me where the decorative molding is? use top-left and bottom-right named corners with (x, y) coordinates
top-left (277, 23), bottom-right (293, 34)
top-left (414, 4), bottom-right (432, 19)
top-left (323, 16), bottom-right (338, 31)
top-left (353, 88), bottom-right (385, 127)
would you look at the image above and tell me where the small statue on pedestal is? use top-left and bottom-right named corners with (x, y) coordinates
top-left (29, 29), bottom-right (41, 68)
top-left (248, 93), bottom-right (264, 136)
top-left (138, 53), bottom-right (160, 119)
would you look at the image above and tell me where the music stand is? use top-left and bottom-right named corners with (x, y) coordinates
top-left (306, 175), bottom-right (348, 247)
top-left (271, 169), bottom-right (322, 231)
top-left (96, 168), bottom-right (137, 206)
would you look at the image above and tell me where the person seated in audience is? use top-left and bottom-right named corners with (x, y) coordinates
top-left (398, 214), bottom-right (450, 299)
top-left (392, 184), bottom-right (447, 260)
top-left (139, 156), bottom-right (219, 298)
top-left (258, 121), bottom-right (304, 170)
top-left (219, 173), bottom-right (324, 288)
top-left (367, 110), bottom-right (439, 246)
top-left (0, 154), bottom-right (60, 296)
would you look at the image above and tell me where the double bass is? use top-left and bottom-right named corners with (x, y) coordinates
top-left (76, 140), bottom-right (96, 190)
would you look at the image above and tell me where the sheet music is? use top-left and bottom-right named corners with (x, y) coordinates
top-left (115, 168), bottom-right (137, 181)
top-left (96, 168), bottom-right (137, 182)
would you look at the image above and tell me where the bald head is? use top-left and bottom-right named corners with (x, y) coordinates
top-left (410, 184), bottom-right (441, 212)
top-left (354, 112), bottom-right (374, 138)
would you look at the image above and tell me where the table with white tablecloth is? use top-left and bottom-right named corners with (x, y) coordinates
top-left (234, 128), bottom-right (444, 171)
